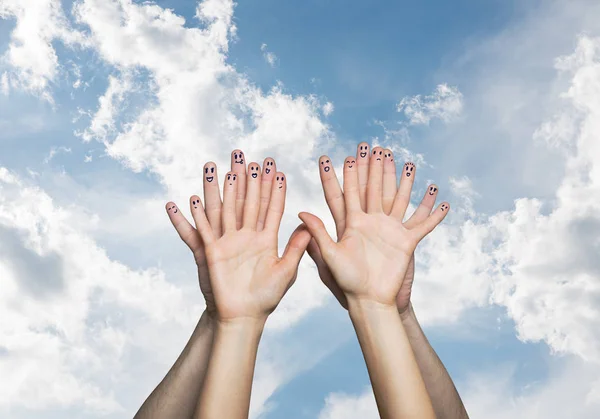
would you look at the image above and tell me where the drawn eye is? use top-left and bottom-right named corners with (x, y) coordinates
top-left (227, 174), bottom-right (231, 180)
top-left (211, 167), bottom-right (214, 173)
top-left (281, 176), bottom-right (285, 181)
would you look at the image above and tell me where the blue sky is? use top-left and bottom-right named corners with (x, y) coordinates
top-left (1, 0), bottom-right (600, 418)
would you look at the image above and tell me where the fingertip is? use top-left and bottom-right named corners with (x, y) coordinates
top-left (357, 142), bottom-right (370, 160)
top-left (344, 155), bottom-right (357, 169)
top-left (403, 162), bottom-right (416, 178)
top-left (190, 195), bottom-right (202, 209)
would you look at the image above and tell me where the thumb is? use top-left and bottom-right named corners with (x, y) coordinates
top-left (298, 212), bottom-right (336, 261)
top-left (279, 224), bottom-right (312, 275)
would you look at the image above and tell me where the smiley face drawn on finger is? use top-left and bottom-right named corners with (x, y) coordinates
top-left (192, 198), bottom-right (200, 209)
top-left (249, 164), bottom-right (260, 179)
top-left (372, 148), bottom-right (384, 161)
top-left (227, 173), bottom-right (237, 186)
top-left (384, 150), bottom-right (394, 162)
top-left (358, 143), bottom-right (369, 159)
top-left (264, 159), bottom-right (275, 175)
top-left (441, 203), bottom-right (449, 212)
top-left (204, 165), bottom-right (215, 183)
top-left (233, 150), bottom-right (244, 165)
top-left (345, 158), bottom-right (356, 169)
top-left (405, 162), bottom-right (415, 177)
top-left (276, 175), bottom-right (285, 189)
top-left (167, 204), bottom-right (178, 214)
top-left (320, 158), bottom-right (331, 173)
top-left (428, 186), bottom-right (438, 195)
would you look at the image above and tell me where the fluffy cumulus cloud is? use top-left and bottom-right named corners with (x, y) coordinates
top-left (397, 83), bottom-right (464, 125)
top-left (488, 35), bottom-right (600, 362)
top-left (0, 0), bottom-right (88, 101)
top-left (0, 168), bottom-right (195, 413)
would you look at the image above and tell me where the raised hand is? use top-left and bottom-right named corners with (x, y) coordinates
top-left (191, 162), bottom-right (310, 323)
top-left (302, 145), bottom-right (449, 307)
top-left (307, 143), bottom-right (443, 315)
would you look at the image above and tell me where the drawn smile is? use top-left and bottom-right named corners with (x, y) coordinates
top-left (252, 173), bottom-right (258, 178)
top-left (235, 160), bottom-right (244, 164)
top-left (206, 176), bottom-right (214, 182)
top-left (265, 168), bottom-right (271, 174)
top-left (406, 173), bottom-right (411, 177)
top-left (360, 152), bottom-right (367, 158)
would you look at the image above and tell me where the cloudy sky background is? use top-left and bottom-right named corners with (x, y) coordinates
top-left (1, 0), bottom-right (600, 417)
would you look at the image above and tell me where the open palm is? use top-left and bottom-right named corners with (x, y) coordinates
top-left (192, 168), bottom-right (310, 322)
top-left (301, 146), bottom-right (449, 307)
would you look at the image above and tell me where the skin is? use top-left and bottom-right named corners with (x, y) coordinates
top-left (193, 160), bottom-right (311, 419)
top-left (307, 144), bottom-right (469, 419)
top-left (135, 153), bottom-right (283, 419)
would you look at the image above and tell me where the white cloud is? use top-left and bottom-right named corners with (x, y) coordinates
top-left (322, 101), bottom-right (334, 116)
top-left (486, 35), bottom-right (600, 362)
top-left (0, 168), bottom-right (197, 414)
top-left (261, 43), bottom-right (278, 67)
top-left (397, 83), bottom-right (463, 125)
top-left (0, 0), bottom-right (88, 102)
top-left (318, 388), bottom-right (378, 419)
top-left (0, 72), bottom-right (9, 95)
top-left (76, 73), bottom-right (133, 143)
top-left (462, 358), bottom-right (600, 419)
top-left (44, 145), bottom-right (72, 163)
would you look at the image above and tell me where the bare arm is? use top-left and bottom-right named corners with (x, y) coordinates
top-left (134, 311), bottom-right (215, 419)
top-left (196, 317), bottom-right (264, 419)
top-left (401, 304), bottom-right (469, 419)
top-left (349, 299), bottom-right (435, 419)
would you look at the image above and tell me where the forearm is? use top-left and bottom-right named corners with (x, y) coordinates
top-left (401, 304), bottom-right (469, 419)
top-left (135, 310), bottom-right (215, 419)
top-left (195, 317), bottom-right (265, 419)
top-left (348, 299), bottom-right (436, 419)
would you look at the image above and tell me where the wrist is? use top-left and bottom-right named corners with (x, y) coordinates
top-left (347, 297), bottom-right (399, 321)
top-left (216, 315), bottom-right (267, 332)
